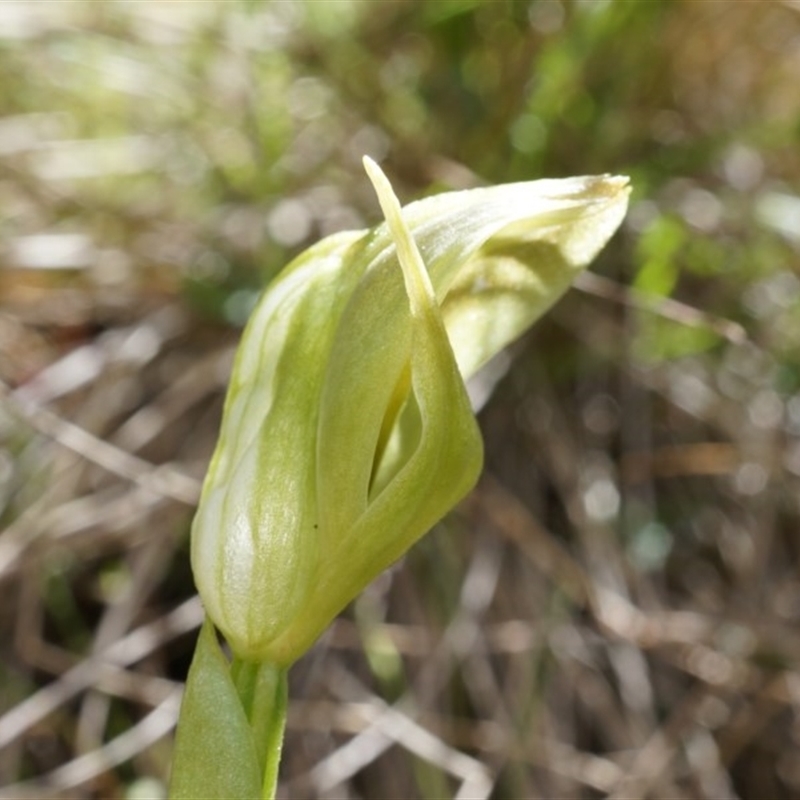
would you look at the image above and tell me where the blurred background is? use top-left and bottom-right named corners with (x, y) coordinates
top-left (1, 1), bottom-right (800, 798)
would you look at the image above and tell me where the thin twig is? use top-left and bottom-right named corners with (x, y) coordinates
top-left (574, 271), bottom-right (748, 345)
top-left (0, 379), bottom-right (201, 506)
top-left (0, 689), bottom-right (183, 799)
top-left (0, 596), bottom-right (203, 750)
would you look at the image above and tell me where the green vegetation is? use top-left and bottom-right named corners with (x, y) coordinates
top-left (2, 2), bottom-right (800, 798)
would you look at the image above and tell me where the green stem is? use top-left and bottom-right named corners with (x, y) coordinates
top-left (231, 657), bottom-right (289, 800)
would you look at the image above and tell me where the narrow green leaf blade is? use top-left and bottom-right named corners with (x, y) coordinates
top-left (169, 619), bottom-right (262, 800)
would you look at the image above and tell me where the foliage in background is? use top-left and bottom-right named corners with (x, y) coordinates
top-left (2, 1), bottom-right (800, 798)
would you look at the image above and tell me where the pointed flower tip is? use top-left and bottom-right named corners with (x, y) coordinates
top-left (596, 174), bottom-right (631, 200)
top-left (609, 174), bottom-right (631, 192)
top-left (362, 155), bottom-right (387, 196)
top-left (362, 156), bottom-right (398, 222)
top-left (561, 173), bottom-right (630, 203)
top-left (362, 154), bottom-right (437, 317)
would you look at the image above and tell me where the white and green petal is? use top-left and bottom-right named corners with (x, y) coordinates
top-left (191, 160), bottom-right (630, 664)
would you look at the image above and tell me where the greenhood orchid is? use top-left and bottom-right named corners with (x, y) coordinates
top-left (171, 158), bottom-right (629, 800)
top-left (189, 158), bottom-right (630, 666)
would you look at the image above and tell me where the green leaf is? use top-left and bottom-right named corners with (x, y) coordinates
top-left (169, 619), bottom-right (262, 800)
